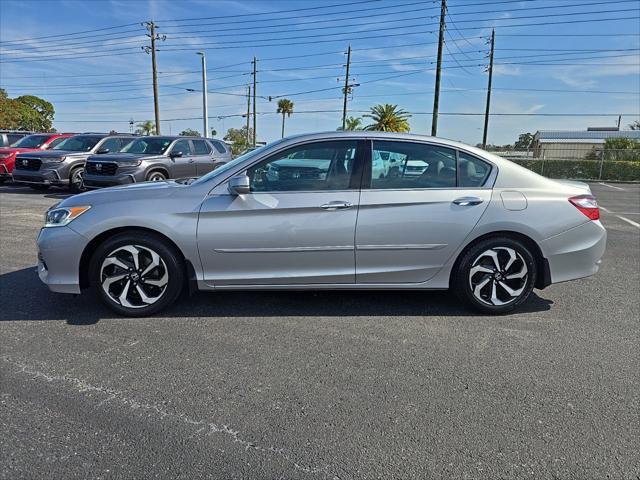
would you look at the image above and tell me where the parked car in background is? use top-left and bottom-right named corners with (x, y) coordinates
top-left (82, 136), bottom-right (231, 188)
top-left (36, 132), bottom-right (606, 317)
top-left (0, 131), bottom-right (33, 147)
top-left (12, 133), bottom-right (135, 192)
top-left (0, 133), bottom-right (73, 183)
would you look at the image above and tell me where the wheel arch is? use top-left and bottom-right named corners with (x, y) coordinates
top-left (78, 226), bottom-right (197, 290)
top-left (451, 230), bottom-right (551, 290)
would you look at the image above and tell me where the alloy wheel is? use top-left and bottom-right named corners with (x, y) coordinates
top-left (100, 244), bottom-right (169, 309)
top-left (148, 172), bottom-right (165, 182)
top-left (71, 168), bottom-right (84, 190)
top-left (468, 247), bottom-right (528, 306)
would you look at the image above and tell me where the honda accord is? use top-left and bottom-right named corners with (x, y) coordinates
top-left (36, 132), bottom-right (606, 316)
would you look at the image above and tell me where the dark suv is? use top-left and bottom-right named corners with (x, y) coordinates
top-left (82, 136), bottom-right (231, 188)
top-left (12, 133), bottom-right (135, 192)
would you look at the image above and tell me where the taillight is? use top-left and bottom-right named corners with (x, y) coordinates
top-left (569, 194), bottom-right (600, 220)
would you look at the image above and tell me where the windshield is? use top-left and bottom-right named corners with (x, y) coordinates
top-left (122, 137), bottom-right (173, 155)
top-left (53, 135), bottom-right (102, 152)
top-left (190, 141), bottom-right (281, 186)
top-left (11, 134), bottom-right (50, 149)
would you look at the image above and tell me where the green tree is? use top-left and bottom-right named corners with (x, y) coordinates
top-left (135, 120), bottom-right (155, 135)
top-left (179, 128), bottom-right (201, 137)
top-left (224, 126), bottom-right (253, 156)
top-left (0, 89), bottom-right (55, 131)
top-left (363, 104), bottom-right (411, 132)
top-left (337, 116), bottom-right (363, 131)
top-left (603, 137), bottom-right (640, 161)
top-left (515, 132), bottom-right (534, 150)
top-left (276, 98), bottom-right (294, 138)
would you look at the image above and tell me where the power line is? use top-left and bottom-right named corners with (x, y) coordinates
top-left (161, 1), bottom-right (432, 32)
top-left (155, 0), bottom-right (385, 23)
top-left (0, 22), bottom-right (140, 44)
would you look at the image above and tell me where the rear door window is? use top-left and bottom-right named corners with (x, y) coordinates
top-left (193, 139), bottom-right (212, 155)
top-left (370, 141), bottom-right (457, 189)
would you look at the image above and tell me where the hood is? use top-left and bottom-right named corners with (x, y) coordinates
top-left (59, 179), bottom-right (185, 207)
top-left (17, 149), bottom-right (89, 159)
top-left (86, 152), bottom-right (150, 163)
top-left (0, 147), bottom-right (38, 156)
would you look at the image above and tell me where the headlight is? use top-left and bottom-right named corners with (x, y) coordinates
top-left (44, 206), bottom-right (91, 227)
top-left (48, 156), bottom-right (67, 163)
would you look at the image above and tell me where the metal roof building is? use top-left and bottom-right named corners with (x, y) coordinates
top-left (532, 128), bottom-right (640, 159)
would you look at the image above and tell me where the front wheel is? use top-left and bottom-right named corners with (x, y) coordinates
top-left (90, 232), bottom-right (185, 316)
top-left (452, 237), bottom-right (537, 314)
top-left (69, 167), bottom-right (85, 193)
top-left (146, 171), bottom-right (167, 182)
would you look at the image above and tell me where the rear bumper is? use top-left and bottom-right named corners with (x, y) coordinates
top-left (37, 226), bottom-right (87, 294)
top-left (540, 220), bottom-right (607, 284)
top-left (12, 168), bottom-right (68, 186)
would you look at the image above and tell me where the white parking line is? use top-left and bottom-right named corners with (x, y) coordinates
top-left (601, 207), bottom-right (640, 229)
top-left (598, 182), bottom-right (625, 191)
top-left (617, 216), bottom-right (640, 228)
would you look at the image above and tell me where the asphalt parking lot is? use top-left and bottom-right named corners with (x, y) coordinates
top-left (1, 182), bottom-right (638, 479)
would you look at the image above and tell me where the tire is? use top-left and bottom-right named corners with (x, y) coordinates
top-left (29, 184), bottom-right (50, 191)
top-left (146, 170), bottom-right (167, 182)
top-left (69, 166), bottom-right (85, 193)
top-left (452, 237), bottom-right (537, 314)
top-left (90, 232), bottom-right (185, 317)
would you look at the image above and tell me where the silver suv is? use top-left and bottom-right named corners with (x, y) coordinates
top-left (83, 136), bottom-right (231, 188)
top-left (13, 133), bottom-right (135, 192)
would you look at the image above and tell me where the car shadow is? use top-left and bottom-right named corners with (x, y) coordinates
top-left (1, 267), bottom-right (553, 325)
top-left (0, 183), bottom-right (72, 199)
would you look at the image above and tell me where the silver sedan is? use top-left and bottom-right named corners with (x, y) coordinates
top-left (36, 132), bottom-right (606, 316)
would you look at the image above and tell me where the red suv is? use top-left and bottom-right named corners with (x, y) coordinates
top-left (0, 133), bottom-right (73, 183)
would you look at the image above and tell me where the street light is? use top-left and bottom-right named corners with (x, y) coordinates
top-left (196, 52), bottom-right (209, 138)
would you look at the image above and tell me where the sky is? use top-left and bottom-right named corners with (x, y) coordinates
top-left (0, 0), bottom-right (639, 146)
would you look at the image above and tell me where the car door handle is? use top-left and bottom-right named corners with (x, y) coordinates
top-left (188, 159), bottom-right (195, 163)
top-left (453, 196), bottom-right (484, 206)
top-left (320, 201), bottom-right (353, 210)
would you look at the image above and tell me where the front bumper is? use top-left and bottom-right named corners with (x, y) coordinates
top-left (83, 168), bottom-right (144, 189)
top-left (540, 220), bottom-right (607, 284)
top-left (13, 167), bottom-right (68, 186)
top-left (37, 226), bottom-right (88, 294)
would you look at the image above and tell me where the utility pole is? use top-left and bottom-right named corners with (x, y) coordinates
top-left (252, 56), bottom-right (257, 147)
top-left (341, 45), bottom-right (352, 130)
top-left (143, 21), bottom-right (164, 135)
top-left (246, 85), bottom-right (251, 145)
top-left (482, 29), bottom-right (495, 149)
top-left (431, 0), bottom-right (446, 137)
top-left (197, 52), bottom-right (209, 138)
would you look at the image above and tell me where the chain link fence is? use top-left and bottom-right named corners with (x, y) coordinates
top-left (488, 146), bottom-right (640, 181)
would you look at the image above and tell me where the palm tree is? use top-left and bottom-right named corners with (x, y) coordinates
top-left (338, 116), bottom-right (363, 131)
top-left (277, 98), bottom-right (294, 138)
top-left (363, 104), bottom-right (411, 132)
top-left (135, 120), bottom-right (155, 135)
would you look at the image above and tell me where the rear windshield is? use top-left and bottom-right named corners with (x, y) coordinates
top-left (122, 137), bottom-right (173, 155)
top-left (12, 134), bottom-right (50, 149)
top-left (53, 135), bottom-right (103, 152)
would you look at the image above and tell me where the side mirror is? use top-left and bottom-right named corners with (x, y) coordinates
top-left (170, 151), bottom-right (183, 158)
top-left (97, 148), bottom-right (110, 154)
top-left (228, 174), bottom-right (250, 195)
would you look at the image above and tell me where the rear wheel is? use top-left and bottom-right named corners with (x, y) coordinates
top-left (90, 232), bottom-right (185, 317)
top-left (452, 237), bottom-right (537, 314)
top-left (147, 170), bottom-right (167, 182)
